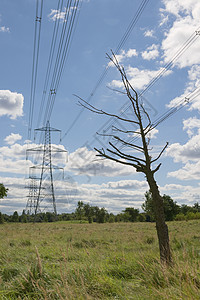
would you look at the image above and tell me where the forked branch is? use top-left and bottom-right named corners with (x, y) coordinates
top-left (75, 94), bottom-right (139, 125)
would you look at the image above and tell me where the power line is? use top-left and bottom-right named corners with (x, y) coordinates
top-left (42, 0), bottom-right (81, 126)
top-left (36, 0), bottom-right (64, 130)
top-left (34, 0), bottom-right (81, 153)
top-left (92, 26), bottom-right (200, 138)
top-left (118, 87), bottom-right (200, 151)
top-left (28, 0), bottom-right (44, 140)
top-left (61, 0), bottom-right (150, 141)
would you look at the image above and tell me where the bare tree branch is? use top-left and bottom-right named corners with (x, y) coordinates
top-left (75, 94), bottom-right (140, 125)
top-left (112, 125), bottom-right (140, 135)
top-left (104, 134), bottom-right (145, 153)
top-left (106, 86), bottom-right (126, 95)
top-left (151, 142), bottom-right (169, 163)
top-left (94, 147), bottom-right (139, 169)
top-left (109, 142), bottom-right (146, 163)
top-left (95, 133), bottom-right (143, 153)
top-left (106, 147), bottom-right (145, 168)
top-left (152, 163), bottom-right (162, 174)
top-left (141, 103), bottom-right (152, 130)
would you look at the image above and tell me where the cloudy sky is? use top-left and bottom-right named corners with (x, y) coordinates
top-left (0, 0), bottom-right (200, 214)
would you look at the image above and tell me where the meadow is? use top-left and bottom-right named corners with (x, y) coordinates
top-left (0, 220), bottom-right (200, 299)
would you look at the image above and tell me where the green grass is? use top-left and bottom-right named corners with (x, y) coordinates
top-left (0, 220), bottom-right (200, 299)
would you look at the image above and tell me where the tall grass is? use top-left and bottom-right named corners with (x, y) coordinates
top-left (0, 220), bottom-right (200, 299)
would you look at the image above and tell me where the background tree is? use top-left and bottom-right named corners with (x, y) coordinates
top-left (0, 184), bottom-right (8, 199)
top-left (20, 210), bottom-right (28, 223)
top-left (77, 52), bottom-right (171, 264)
top-left (142, 191), bottom-right (180, 221)
top-left (0, 184), bottom-right (8, 224)
top-left (193, 202), bottom-right (200, 212)
top-left (142, 191), bottom-right (155, 221)
top-left (83, 203), bottom-right (94, 223)
top-left (75, 201), bottom-right (85, 220)
top-left (0, 212), bottom-right (4, 224)
top-left (12, 211), bottom-right (19, 222)
top-left (123, 208), bottom-right (139, 222)
top-left (96, 207), bottom-right (107, 223)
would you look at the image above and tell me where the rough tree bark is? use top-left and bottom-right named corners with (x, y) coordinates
top-left (77, 52), bottom-right (172, 264)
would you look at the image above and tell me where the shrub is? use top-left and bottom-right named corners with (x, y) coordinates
top-left (175, 213), bottom-right (185, 221)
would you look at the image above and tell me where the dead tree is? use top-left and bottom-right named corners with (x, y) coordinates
top-left (77, 52), bottom-right (172, 264)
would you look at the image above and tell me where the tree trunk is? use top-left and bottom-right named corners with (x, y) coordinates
top-left (146, 170), bottom-right (172, 264)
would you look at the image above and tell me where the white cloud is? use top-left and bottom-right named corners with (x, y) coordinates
top-left (146, 128), bottom-right (159, 139)
top-left (0, 157), bottom-right (31, 175)
top-left (0, 143), bottom-right (32, 174)
top-left (1, 173), bottom-right (200, 215)
top-left (161, 0), bottom-right (200, 17)
top-left (66, 147), bottom-right (135, 177)
top-left (109, 66), bottom-right (172, 91)
top-left (108, 49), bottom-right (138, 67)
top-left (0, 143), bottom-right (29, 158)
top-left (168, 161), bottom-right (200, 181)
top-left (161, 0), bottom-right (200, 68)
top-left (141, 44), bottom-right (159, 61)
top-left (162, 183), bottom-right (190, 191)
top-left (126, 49), bottom-right (138, 58)
top-left (0, 141), bottom-right (67, 175)
top-left (4, 133), bottom-right (22, 145)
top-left (167, 65), bottom-right (200, 112)
top-left (183, 117), bottom-right (200, 137)
top-left (73, 179), bottom-right (148, 212)
top-left (166, 132), bottom-right (200, 163)
top-left (48, 6), bottom-right (78, 21)
top-left (101, 179), bottom-right (148, 190)
top-left (0, 26), bottom-right (10, 33)
top-left (0, 90), bottom-right (24, 119)
top-left (0, 175), bottom-right (148, 214)
top-left (159, 13), bottom-right (169, 27)
top-left (166, 116), bottom-right (200, 180)
top-left (161, 182), bottom-right (200, 205)
top-left (144, 30), bottom-right (155, 37)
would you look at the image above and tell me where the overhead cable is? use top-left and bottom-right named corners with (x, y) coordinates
top-left (36, 0), bottom-right (64, 130)
top-left (42, 0), bottom-right (81, 126)
top-left (28, 0), bottom-right (44, 140)
top-left (94, 26), bottom-right (200, 136)
top-left (61, 0), bottom-right (150, 141)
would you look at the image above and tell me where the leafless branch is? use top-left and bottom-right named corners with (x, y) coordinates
top-left (106, 148), bottom-right (145, 169)
top-left (151, 142), bottom-right (169, 163)
top-left (106, 86), bottom-right (126, 95)
top-left (75, 94), bottom-right (140, 125)
top-left (94, 147), bottom-right (137, 168)
top-left (109, 142), bottom-right (146, 163)
top-left (98, 133), bottom-right (144, 153)
top-left (106, 51), bottom-right (139, 118)
top-left (141, 103), bottom-right (152, 129)
top-left (112, 125), bottom-right (140, 135)
top-left (152, 163), bottom-right (162, 174)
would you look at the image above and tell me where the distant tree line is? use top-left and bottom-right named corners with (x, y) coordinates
top-left (1, 194), bottom-right (200, 224)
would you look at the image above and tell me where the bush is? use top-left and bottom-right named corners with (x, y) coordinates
top-left (186, 212), bottom-right (196, 220)
top-left (175, 213), bottom-right (185, 221)
top-left (137, 214), bottom-right (146, 222)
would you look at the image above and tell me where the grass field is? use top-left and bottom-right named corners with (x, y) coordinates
top-left (0, 220), bottom-right (200, 299)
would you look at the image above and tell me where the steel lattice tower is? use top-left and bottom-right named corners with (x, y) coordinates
top-left (25, 171), bottom-right (38, 215)
top-left (26, 121), bottom-right (67, 215)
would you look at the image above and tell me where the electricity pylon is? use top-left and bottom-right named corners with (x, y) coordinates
top-left (25, 166), bottom-right (45, 215)
top-left (26, 121), bottom-right (67, 215)
top-left (25, 168), bottom-right (38, 215)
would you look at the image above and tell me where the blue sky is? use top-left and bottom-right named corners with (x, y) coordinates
top-left (0, 0), bottom-right (200, 214)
